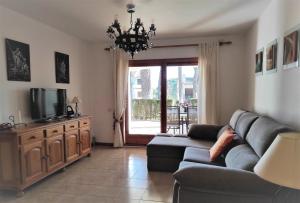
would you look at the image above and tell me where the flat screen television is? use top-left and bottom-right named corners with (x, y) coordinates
top-left (30, 88), bottom-right (67, 121)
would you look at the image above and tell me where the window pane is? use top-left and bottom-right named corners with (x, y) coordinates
top-left (167, 66), bottom-right (199, 134)
top-left (128, 66), bottom-right (161, 134)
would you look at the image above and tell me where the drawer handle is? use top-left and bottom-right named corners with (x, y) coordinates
top-left (83, 122), bottom-right (88, 125)
top-left (29, 136), bottom-right (36, 140)
top-left (70, 125), bottom-right (75, 128)
top-left (52, 130), bottom-right (58, 133)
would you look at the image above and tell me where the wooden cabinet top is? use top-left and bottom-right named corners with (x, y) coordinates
top-left (0, 115), bottom-right (91, 135)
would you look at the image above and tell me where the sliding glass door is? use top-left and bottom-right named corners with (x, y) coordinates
top-left (126, 58), bottom-right (198, 144)
top-left (128, 66), bottom-right (161, 135)
top-left (166, 65), bottom-right (199, 135)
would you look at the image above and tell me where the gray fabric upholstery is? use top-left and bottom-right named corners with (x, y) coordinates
top-left (155, 133), bottom-right (174, 137)
top-left (174, 162), bottom-right (300, 203)
top-left (178, 160), bottom-right (201, 169)
top-left (234, 112), bottom-right (259, 139)
top-left (147, 136), bottom-right (214, 172)
top-left (147, 156), bottom-right (182, 172)
top-left (174, 162), bottom-right (278, 195)
top-left (183, 147), bottom-right (225, 166)
top-left (163, 110), bottom-right (300, 203)
top-left (229, 109), bottom-right (246, 129)
top-left (221, 134), bottom-right (244, 157)
top-left (225, 144), bottom-right (259, 171)
top-left (148, 136), bottom-right (214, 151)
top-left (187, 124), bottom-right (222, 141)
top-left (246, 116), bottom-right (292, 157)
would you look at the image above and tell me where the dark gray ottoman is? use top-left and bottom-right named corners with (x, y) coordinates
top-left (147, 136), bottom-right (214, 172)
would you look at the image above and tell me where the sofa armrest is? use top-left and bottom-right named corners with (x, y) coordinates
top-left (173, 163), bottom-right (279, 196)
top-left (187, 124), bottom-right (222, 141)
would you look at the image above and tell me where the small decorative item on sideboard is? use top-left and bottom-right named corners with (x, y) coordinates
top-left (71, 96), bottom-right (81, 117)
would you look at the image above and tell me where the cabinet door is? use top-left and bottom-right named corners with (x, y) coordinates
top-left (46, 134), bottom-right (65, 172)
top-left (21, 140), bottom-right (46, 184)
top-left (65, 130), bottom-right (80, 163)
top-left (80, 127), bottom-right (91, 155)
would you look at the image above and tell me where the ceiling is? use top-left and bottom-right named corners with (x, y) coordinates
top-left (0, 0), bottom-right (271, 42)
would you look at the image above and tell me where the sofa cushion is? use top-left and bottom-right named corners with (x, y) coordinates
top-left (221, 134), bottom-right (244, 158)
top-left (183, 147), bottom-right (225, 166)
top-left (246, 116), bottom-right (292, 157)
top-left (225, 144), bottom-right (259, 171)
top-left (147, 136), bottom-right (214, 159)
top-left (229, 109), bottom-right (246, 129)
top-left (178, 160), bottom-right (209, 170)
top-left (148, 136), bottom-right (214, 149)
top-left (235, 112), bottom-right (259, 139)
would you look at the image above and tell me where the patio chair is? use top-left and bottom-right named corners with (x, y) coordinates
top-left (186, 106), bottom-right (198, 131)
top-left (167, 106), bottom-right (180, 134)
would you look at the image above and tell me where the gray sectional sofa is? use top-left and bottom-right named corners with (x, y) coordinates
top-left (147, 109), bottom-right (300, 203)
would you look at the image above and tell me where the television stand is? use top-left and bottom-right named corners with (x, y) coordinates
top-left (0, 115), bottom-right (92, 196)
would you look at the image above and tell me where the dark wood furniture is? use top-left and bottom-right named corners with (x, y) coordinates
top-left (0, 116), bottom-right (92, 196)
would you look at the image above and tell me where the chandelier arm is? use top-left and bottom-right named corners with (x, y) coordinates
top-left (107, 4), bottom-right (156, 58)
top-left (116, 27), bottom-right (122, 36)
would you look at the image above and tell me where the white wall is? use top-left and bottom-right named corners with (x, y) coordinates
top-left (0, 6), bottom-right (91, 124)
top-left (84, 43), bottom-right (115, 143)
top-left (245, 0), bottom-right (300, 129)
top-left (137, 36), bottom-right (249, 124)
top-left (0, 5), bottom-right (249, 144)
top-left (90, 35), bottom-right (248, 143)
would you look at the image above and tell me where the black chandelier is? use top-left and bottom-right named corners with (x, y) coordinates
top-left (107, 4), bottom-right (156, 58)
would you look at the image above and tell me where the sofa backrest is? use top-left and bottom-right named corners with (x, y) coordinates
top-left (225, 113), bottom-right (292, 171)
top-left (234, 112), bottom-right (259, 140)
top-left (229, 109), bottom-right (246, 129)
top-left (246, 116), bottom-right (292, 157)
top-left (225, 144), bottom-right (259, 171)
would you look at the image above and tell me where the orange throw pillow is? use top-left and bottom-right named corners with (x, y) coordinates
top-left (209, 128), bottom-right (234, 161)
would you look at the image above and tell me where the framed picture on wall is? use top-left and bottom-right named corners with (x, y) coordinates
top-left (255, 48), bottom-right (263, 75)
top-left (55, 52), bottom-right (70, 84)
top-left (266, 39), bottom-right (278, 73)
top-left (283, 30), bottom-right (299, 69)
top-left (5, 38), bottom-right (31, 82)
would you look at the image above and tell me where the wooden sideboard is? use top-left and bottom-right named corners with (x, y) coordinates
top-left (0, 116), bottom-right (92, 196)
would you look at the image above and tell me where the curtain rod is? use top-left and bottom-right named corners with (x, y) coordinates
top-left (104, 41), bottom-right (232, 51)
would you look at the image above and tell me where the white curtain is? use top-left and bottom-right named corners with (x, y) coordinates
top-left (113, 50), bottom-right (128, 147)
top-left (198, 41), bottom-right (220, 125)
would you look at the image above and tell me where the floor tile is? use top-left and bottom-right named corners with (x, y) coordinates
top-left (0, 146), bottom-right (174, 203)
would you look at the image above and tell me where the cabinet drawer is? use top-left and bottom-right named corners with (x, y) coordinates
top-left (46, 125), bottom-right (64, 137)
top-left (79, 119), bottom-right (90, 128)
top-left (65, 121), bottom-right (78, 132)
top-left (20, 130), bottom-right (44, 144)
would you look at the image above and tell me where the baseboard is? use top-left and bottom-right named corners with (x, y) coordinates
top-left (95, 142), bottom-right (113, 146)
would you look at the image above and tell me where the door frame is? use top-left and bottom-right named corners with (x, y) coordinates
top-left (125, 57), bottom-right (198, 145)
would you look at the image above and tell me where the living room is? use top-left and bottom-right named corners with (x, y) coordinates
top-left (0, 0), bottom-right (300, 202)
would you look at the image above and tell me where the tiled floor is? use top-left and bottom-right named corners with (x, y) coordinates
top-left (0, 146), bottom-right (174, 203)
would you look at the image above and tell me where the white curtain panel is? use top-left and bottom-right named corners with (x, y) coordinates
top-left (113, 50), bottom-right (128, 147)
top-left (197, 41), bottom-right (220, 125)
